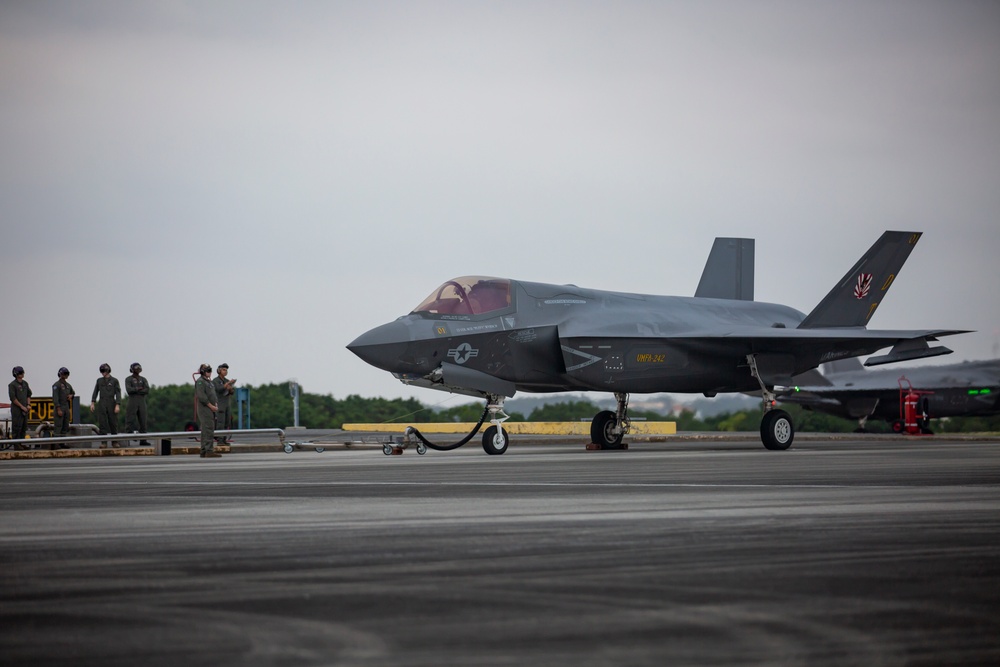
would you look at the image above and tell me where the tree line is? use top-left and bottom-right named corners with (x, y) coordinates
top-left (75, 383), bottom-right (1000, 433)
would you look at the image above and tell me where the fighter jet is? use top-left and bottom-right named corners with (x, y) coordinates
top-left (778, 357), bottom-right (1000, 432)
top-left (348, 231), bottom-right (967, 454)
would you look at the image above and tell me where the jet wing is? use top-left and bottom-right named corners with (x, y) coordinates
top-left (684, 327), bottom-right (965, 366)
top-left (558, 318), bottom-right (967, 348)
top-left (654, 326), bottom-right (966, 342)
top-left (558, 321), bottom-right (968, 388)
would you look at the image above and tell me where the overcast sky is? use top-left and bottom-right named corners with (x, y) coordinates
top-left (2, 1), bottom-right (998, 408)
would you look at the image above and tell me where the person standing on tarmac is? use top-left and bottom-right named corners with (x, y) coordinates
top-left (125, 362), bottom-right (151, 446)
top-left (212, 363), bottom-right (235, 444)
top-left (90, 363), bottom-right (121, 447)
top-left (8, 366), bottom-right (32, 445)
top-left (52, 367), bottom-right (75, 443)
top-left (195, 364), bottom-right (220, 458)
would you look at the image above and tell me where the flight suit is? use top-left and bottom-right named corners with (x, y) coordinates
top-left (195, 376), bottom-right (218, 455)
top-left (91, 375), bottom-right (121, 435)
top-left (212, 374), bottom-right (233, 438)
top-left (125, 374), bottom-right (150, 435)
top-left (52, 378), bottom-right (75, 436)
top-left (8, 378), bottom-right (32, 440)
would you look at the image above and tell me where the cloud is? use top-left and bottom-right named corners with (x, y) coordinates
top-left (2, 1), bottom-right (998, 403)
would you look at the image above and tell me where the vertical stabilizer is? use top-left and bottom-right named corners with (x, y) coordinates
top-left (694, 237), bottom-right (754, 300)
top-left (799, 231), bottom-right (921, 329)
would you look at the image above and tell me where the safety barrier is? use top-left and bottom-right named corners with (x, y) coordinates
top-left (0, 428), bottom-right (285, 457)
top-left (341, 421), bottom-right (677, 435)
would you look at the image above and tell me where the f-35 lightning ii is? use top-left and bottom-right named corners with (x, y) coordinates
top-left (348, 231), bottom-right (967, 454)
top-left (778, 356), bottom-right (1000, 432)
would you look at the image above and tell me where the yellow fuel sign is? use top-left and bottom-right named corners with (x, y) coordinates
top-left (28, 397), bottom-right (76, 424)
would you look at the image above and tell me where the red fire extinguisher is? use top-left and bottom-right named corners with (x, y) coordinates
top-left (896, 376), bottom-right (934, 435)
top-left (903, 390), bottom-right (920, 435)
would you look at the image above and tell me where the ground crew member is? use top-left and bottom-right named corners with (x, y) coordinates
top-left (52, 367), bottom-right (75, 440)
top-left (195, 364), bottom-right (220, 458)
top-left (213, 363), bottom-right (235, 443)
top-left (8, 366), bottom-right (32, 445)
top-left (125, 362), bottom-right (150, 446)
top-left (90, 363), bottom-right (121, 446)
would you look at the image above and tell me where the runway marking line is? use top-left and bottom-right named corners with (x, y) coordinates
top-left (0, 479), bottom-right (963, 490)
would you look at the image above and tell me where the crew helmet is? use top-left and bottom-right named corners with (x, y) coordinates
top-left (99, 363), bottom-right (111, 373)
top-left (199, 363), bottom-right (212, 375)
top-left (12, 366), bottom-right (24, 377)
top-left (130, 362), bottom-right (142, 373)
top-left (58, 367), bottom-right (70, 377)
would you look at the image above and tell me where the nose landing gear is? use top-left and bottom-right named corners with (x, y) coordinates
top-left (396, 394), bottom-right (510, 455)
top-left (481, 395), bottom-right (510, 455)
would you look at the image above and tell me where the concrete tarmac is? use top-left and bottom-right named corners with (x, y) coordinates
top-left (2, 436), bottom-right (999, 666)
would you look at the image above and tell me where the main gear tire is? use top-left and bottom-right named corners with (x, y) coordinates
top-left (760, 410), bottom-right (794, 450)
top-left (591, 410), bottom-right (624, 448)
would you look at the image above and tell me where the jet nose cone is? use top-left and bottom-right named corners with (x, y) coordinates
top-left (347, 320), bottom-right (411, 372)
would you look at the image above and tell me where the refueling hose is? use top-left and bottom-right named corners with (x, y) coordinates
top-left (405, 404), bottom-right (490, 451)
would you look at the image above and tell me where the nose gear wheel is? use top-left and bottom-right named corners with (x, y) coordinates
top-left (403, 394), bottom-right (511, 455)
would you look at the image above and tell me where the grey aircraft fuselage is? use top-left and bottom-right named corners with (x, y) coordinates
top-left (351, 280), bottom-right (913, 397)
top-left (782, 358), bottom-right (1000, 423)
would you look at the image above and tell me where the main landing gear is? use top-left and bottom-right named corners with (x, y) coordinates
top-left (589, 392), bottom-right (631, 450)
top-left (747, 354), bottom-right (794, 450)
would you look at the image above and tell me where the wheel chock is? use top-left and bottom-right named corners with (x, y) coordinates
top-left (585, 442), bottom-right (629, 451)
top-left (390, 446), bottom-right (404, 455)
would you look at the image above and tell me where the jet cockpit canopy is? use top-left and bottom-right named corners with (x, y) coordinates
top-left (412, 276), bottom-right (512, 316)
